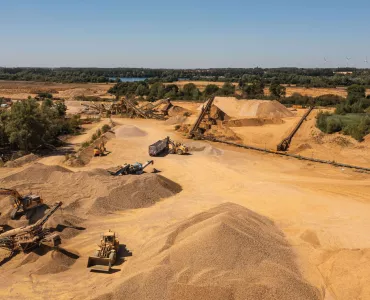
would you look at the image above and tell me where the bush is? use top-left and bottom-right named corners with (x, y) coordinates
top-left (102, 124), bottom-right (111, 133)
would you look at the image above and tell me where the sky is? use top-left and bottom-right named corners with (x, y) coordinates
top-left (0, 0), bottom-right (370, 68)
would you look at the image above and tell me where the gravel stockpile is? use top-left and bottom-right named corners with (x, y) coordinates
top-left (1, 164), bottom-right (182, 218)
top-left (96, 203), bottom-right (322, 300)
top-left (115, 125), bottom-right (147, 138)
top-left (199, 97), bottom-right (294, 119)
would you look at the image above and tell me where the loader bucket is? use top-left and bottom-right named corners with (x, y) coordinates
top-left (87, 256), bottom-right (111, 272)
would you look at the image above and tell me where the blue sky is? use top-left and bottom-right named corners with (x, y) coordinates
top-left (0, 0), bottom-right (369, 68)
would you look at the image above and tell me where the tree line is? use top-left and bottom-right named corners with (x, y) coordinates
top-left (316, 85), bottom-right (370, 141)
top-left (1, 67), bottom-right (370, 87)
top-left (0, 98), bottom-right (80, 153)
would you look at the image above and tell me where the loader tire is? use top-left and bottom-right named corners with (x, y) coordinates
top-left (109, 251), bottom-right (116, 265)
top-left (176, 149), bottom-right (183, 155)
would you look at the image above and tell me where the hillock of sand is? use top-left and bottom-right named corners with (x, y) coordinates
top-left (0, 163), bottom-right (182, 221)
top-left (200, 97), bottom-right (294, 119)
top-left (96, 203), bottom-right (321, 300)
top-left (115, 125), bottom-right (147, 138)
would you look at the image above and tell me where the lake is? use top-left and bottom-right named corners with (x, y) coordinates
top-left (109, 77), bottom-right (147, 82)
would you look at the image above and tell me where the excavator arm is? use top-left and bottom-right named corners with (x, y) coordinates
top-left (0, 188), bottom-right (22, 208)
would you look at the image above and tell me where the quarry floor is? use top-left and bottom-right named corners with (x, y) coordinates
top-left (0, 117), bottom-right (369, 300)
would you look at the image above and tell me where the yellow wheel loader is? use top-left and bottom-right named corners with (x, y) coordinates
top-left (87, 230), bottom-right (119, 273)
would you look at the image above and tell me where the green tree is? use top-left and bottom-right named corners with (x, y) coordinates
top-left (347, 85), bottom-right (366, 104)
top-left (182, 83), bottom-right (200, 100)
top-left (242, 81), bottom-right (265, 99)
top-left (217, 82), bottom-right (235, 96)
top-left (269, 83), bottom-right (286, 99)
top-left (204, 84), bottom-right (220, 97)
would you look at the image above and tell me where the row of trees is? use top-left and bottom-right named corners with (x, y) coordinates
top-left (316, 85), bottom-right (370, 141)
top-left (108, 81), bottom-right (237, 101)
top-left (1, 67), bottom-right (370, 87)
top-left (0, 99), bottom-right (80, 151)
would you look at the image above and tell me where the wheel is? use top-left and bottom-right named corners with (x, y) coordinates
top-left (109, 251), bottom-right (116, 265)
top-left (176, 149), bottom-right (183, 155)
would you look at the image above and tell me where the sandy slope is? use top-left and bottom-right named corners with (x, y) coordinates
top-left (0, 118), bottom-right (369, 300)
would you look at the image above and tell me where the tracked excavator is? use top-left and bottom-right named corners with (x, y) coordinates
top-left (0, 201), bottom-right (63, 253)
top-left (87, 230), bottom-right (120, 272)
top-left (0, 188), bottom-right (44, 220)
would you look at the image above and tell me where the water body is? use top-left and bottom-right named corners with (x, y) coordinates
top-left (109, 77), bottom-right (147, 82)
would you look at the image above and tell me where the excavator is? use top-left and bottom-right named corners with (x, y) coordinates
top-left (93, 141), bottom-right (107, 157)
top-left (0, 188), bottom-right (44, 220)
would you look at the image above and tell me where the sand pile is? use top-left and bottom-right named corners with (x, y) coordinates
top-left (1, 164), bottom-right (182, 218)
top-left (168, 106), bottom-right (190, 117)
top-left (318, 249), bottom-right (370, 300)
top-left (115, 125), bottom-right (147, 138)
top-left (4, 153), bottom-right (39, 168)
top-left (34, 250), bottom-right (78, 275)
top-left (164, 115), bottom-right (187, 125)
top-left (200, 97), bottom-right (294, 119)
top-left (185, 142), bottom-right (224, 156)
top-left (97, 203), bottom-right (321, 300)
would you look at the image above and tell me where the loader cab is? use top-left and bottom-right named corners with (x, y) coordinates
top-left (103, 231), bottom-right (115, 244)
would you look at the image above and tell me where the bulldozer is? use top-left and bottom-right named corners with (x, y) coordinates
top-left (107, 160), bottom-right (154, 176)
top-left (93, 141), bottom-right (107, 157)
top-left (0, 188), bottom-right (44, 220)
top-left (87, 230), bottom-right (119, 272)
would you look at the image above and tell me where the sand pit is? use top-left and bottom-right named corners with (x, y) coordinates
top-left (200, 97), bottom-right (294, 119)
top-left (1, 164), bottom-right (182, 219)
top-left (115, 125), bottom-right (147, 138)
top-left (96, 203), bottom-right (321, 300)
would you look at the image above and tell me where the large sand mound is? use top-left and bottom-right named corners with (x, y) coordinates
top-left (200, 97), bottom-right (294, 119)
top-left (115, 125), bottom-right (147, 138)
top-left (96, 203), bottom-right (321, 300)
top-left (1, 164), bottom-right (182, 219)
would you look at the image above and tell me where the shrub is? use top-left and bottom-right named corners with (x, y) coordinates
top-left (102, 124), bottom-right (111, 133)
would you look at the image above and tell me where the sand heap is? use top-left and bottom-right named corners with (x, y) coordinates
top-left (96, 203), bottom-right (321, 300)
top-left (200, 97), bottom-right (294, 119)
top-left (115, 125), bottom-right (147, 138)
top-left (0, 163), bottom-right (181, 220)
top-left (4, 153), bottom-right (39, 168)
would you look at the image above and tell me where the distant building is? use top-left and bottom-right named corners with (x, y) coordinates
top-left (334, 71), bottom-right (353, 75)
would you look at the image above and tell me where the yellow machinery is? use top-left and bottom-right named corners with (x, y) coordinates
top-left (87, 230), bottom-right (119, 272)
top-left (168, 139), bottom-right (188, 155)
top-left (93, 141), bottom-right (106, 157)
top-left (0, 188), bottom-right (44, 220)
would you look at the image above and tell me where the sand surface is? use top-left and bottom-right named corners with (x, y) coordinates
top-left (0, 117), bottom-right (369, 300)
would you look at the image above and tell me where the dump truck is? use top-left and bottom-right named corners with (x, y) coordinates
top-left (107, 160), bottom-right (154, 176)
top-left (0, 188), bottom-right (44, 220)
top-left (0, 201), bottom-right (63, 253)
top-left (87, 230), bottom-right (119, 272)
top-left (149, 137), bottom-right (188, 156)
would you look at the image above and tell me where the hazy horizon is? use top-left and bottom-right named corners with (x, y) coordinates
top-left (1, 0), bottom-right (369, 69)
